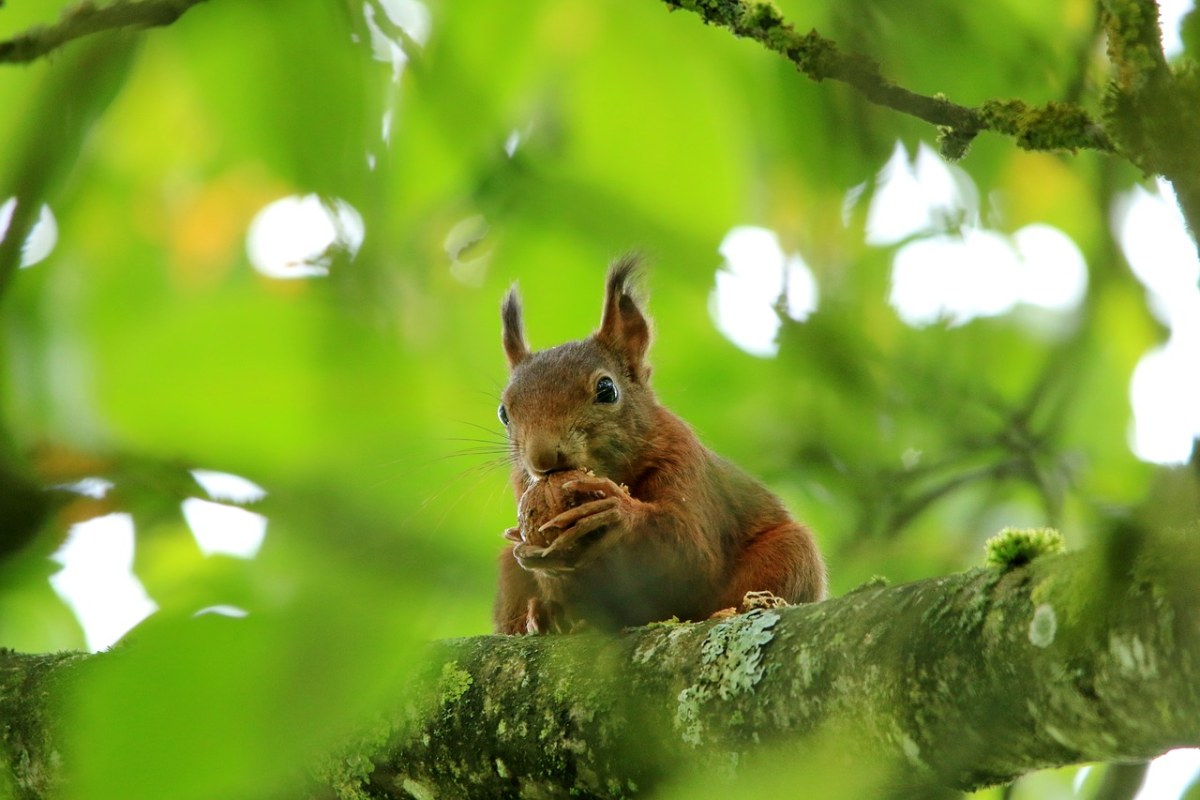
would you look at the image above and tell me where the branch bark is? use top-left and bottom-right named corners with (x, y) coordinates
top-left (0, 0), bottom-right (207, 65)
top-left (2, 530), bottom-right (1197, 798)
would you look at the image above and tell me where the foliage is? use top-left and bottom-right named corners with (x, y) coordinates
top-left (0, 0), bottom-right (1197, 798)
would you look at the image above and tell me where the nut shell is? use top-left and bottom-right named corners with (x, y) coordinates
top-left (517, 469), bottom-right (591, 547)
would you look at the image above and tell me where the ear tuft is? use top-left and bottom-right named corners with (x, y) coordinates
top-left (606, 253), bottom-right (643, 302)
top-left (597, 253), bottom-right (652, 380)
top-left (502, 285), bottom-right (530, 368)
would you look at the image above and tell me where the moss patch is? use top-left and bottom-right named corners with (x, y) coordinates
top-left (985, 527), bottom-right (1065, 569)
top-left (438, 661), bottom-right (474, 705)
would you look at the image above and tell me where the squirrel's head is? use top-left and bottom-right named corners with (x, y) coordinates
top-left (498, 255), bottom-right (657, 484)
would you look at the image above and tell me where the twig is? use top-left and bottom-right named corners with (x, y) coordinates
top-left (662, 0), bottom-right (1115, 158)
top-left (0, 0), bottom-right (207, 65)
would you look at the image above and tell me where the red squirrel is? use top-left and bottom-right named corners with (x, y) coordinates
top-left (493, 256), bottom-right (826, 634)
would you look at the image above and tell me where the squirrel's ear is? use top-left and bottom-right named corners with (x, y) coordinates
top-left (502, 286), bottom-right (530, 368)
top-left (597, 254), bottom-right (652, 380)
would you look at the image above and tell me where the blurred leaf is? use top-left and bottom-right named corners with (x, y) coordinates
top-left (0, 549), bottom-right (83, 652)
top-left (0, 34), bottom-right (137, 292)
top-left (168, 0), bottom-right (377, 197)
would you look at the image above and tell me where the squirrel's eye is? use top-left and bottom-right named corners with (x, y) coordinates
top-left (595, 376), bottom-right (619, 404)
top-left (498, 404), bottom-right (509, 426)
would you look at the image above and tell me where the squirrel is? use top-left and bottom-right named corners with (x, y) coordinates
top-left (493, 256), bottom-right (826, 634)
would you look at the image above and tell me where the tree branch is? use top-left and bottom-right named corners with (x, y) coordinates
top-left (1098, 0), bottom-right (1200, 251)
top-left (0, 0), bottom-right (207, 65)
top-left (661, 0), bottom-right (1116, 159)
top-left (3, 529), bottom-right (1198, 798)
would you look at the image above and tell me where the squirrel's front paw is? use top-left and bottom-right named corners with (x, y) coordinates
top-left (537, 487), bottom-right (640, 565)
top-left (562, 475), bottom-right (630, 503)
top-left (516, 475), bottom-right (638, 570)
top-left (537, 495), bottom-right (621, 539)
top-left (513, 541), bottom-right (577, 574)
top-left (539, 476), bottom-right (634, 537)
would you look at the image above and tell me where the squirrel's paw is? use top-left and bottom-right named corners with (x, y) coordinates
top-left (537, 496), bottom-right (621, 537)
top-left (525, 598), bottom-right (571, 634)
top-left (537, 477), bottom-right (637, 542)
top-left (741, 590), bottom-right (791, 610)
top-left (561, 475), bottom-right (629, 501)
top-left (708, 591), bottom-right (791, 621)
top-left (518, 476), bottom-right (639, 568)
top-left (536, 495), bottom-right (637, 566)
top-left (512, 541), bottom-right (577, 574)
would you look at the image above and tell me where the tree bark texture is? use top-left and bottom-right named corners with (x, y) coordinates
top-left (2, 532), bottom-right (1198, 799)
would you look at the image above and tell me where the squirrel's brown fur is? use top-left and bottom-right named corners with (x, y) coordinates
top-left (494, 256), bottom-right (826, 633)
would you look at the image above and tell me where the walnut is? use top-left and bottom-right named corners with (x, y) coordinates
top-left (517, 468), bottom-right (593, 547)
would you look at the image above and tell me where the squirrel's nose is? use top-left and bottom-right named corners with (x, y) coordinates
top-left (526, 440), bottom-right (570, 476)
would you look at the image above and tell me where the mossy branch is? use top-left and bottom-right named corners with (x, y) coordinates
top-left (663, 0), bottom-right (1200, 249)
top-left (3, 531), bottom-right (1198, 798)
top-left (0, 0), bottom-right (207, 65)
top-left (1100, 0), bottom-right (1170, 94)
top-left (661, 0), bottom-right (1116, 159)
